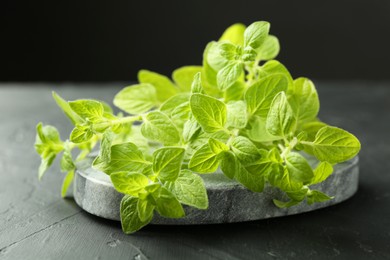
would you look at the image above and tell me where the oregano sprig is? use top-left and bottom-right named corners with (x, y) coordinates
top-left (35, 21), bottom-right (361, 234)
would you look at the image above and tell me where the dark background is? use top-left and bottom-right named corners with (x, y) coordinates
top-left (1, 0), bottom-right (389, 82)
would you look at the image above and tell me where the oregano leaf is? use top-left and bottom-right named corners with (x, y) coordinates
top-left (307, 190), bottom-right (333, 205)
top-left (217, 61), bottom-right (243, 91)
top-left (61, 170), bottom-right (74, 198)
top-left (289, 78), bottom-right (320, 123)
top-left (69, 100), bottom-right (104, 123)
top-left (172, 66), bottom-right (203, 93)
top-left (165, 170), bottom-right (208, 209)
top-left (189, 143), bottom-right (219, 173)
top-left (155, 187), bottom-right (185, 218)
top-left (93, 142), bottom-right (149, 175)
top-left (244, 21), bottom-right (270, 50)
top-left (245, 74), bottom-right (288, 118)
top-left (226, 100), bottom-right (248, 129)
top-left (311, 161), bottom-right (333, 185)
top-left (153, 147), bottom-right (185, 181)
top-left (52, 92), bottom-right (83, 125)
top-left (266, 92), bottom-right (296, 137)
top-left (114, 83), bottom-right (158, 114)
top-left (110, 172), bottom-right (149, 196)
top-left (256, 35), bottom-right (280, 61)
top-left (190, 94), bottom-right (227, 133)
top-left (120, 195), bottom-right (152, 234)
top-left (141, 111), bottom-right (181, 145)
top-left (219, 23), bottom-right (245, 45)
top-left (301, 126), bottom-right (361, 163)
top-left (285, 152), bottom-right (314, 184)
top-left (138, 70), bottom-right (178, 102)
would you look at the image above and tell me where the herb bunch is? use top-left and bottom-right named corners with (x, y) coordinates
top-left (35, 21), bottom-right (361, 234)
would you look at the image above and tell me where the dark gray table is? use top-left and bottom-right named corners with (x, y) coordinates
top-left (0, 82), bottom-right (389, 259)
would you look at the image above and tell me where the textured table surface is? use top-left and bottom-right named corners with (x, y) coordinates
top-left (0, 82), bottom-right (389, 259)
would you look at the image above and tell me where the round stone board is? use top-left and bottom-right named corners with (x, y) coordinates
top-left (73, 156), bottom-right (359, 225)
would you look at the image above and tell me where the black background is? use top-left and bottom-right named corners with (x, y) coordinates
top-left (2, 0), bottom-right (389, 82)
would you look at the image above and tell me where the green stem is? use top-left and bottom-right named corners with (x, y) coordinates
top-left (112, 115), bottom-right (143, 125)
top-left (280, 137), bottom-right (298, 160)
top-left (92, 115), bottom-right (142, 132)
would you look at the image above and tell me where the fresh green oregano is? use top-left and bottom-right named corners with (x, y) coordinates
top-left (35, 21), bottom-right (361, 234)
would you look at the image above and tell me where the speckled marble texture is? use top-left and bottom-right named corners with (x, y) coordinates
top-left (74, 156), bottom-right (359, 224)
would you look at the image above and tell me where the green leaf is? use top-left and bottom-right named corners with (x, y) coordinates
top-left (172, 66), bottom-right (203, 92)
top-left (257, 60), bottom-right (294, 90)
top-left (69, 100), bottom-right (104, 123)
top-left (189, 143), bottom-right (219, 173)
top-left (153, 147), bottom-right (185, 181)
top-left (266, 92), bottom-right (296, 137)
top-left (61, 170), bottom-right (74, 198)
top-left (145, 183), bottom-right (161, 193)
top-left (219, 23), bottom-right (245, 45)
top-left (207, 41), bottom-right (230, 72)
top-left (170, 101), bottom-right (191, 124)
top-left (110, 172), bottom-right (149, 196)
top-left (138, 70), bottom-right (178, 102)
top-left (235, 159), bottom-right (265, 192)
top-left (311, 161), bottom-right (333, 185)
top-left (93, 142), bottom-right (149, 174)
top-left (218, 42), bottom-right (241, 61)
top-left (300, 121), bottom-right (327, 141)
top-left (70, 125), bottom-right (93, 143)
top-left (52, 92), bottom-right (83, 125)
top-left (220, 151), bottom-right (237, 179)
top-left (120, 195), bottom-right (152, 234)
top-left (245, 74), bottom-right (288, 118)
top-left (160, 93), bottom-right (190, 116)
top-left (191, 72), bottom-right (204, 94)
top-left (226, 100), bottom-right (248, 129)
top-left (230, 136), bottom-right (260, 164)
top-left (208, 138), bottom-right (229, 154)
top-left (100, 100), bottom-right (114, 114)
top-left (301, 126), bottom-right (361, 163)
top-left (256, 35), bottom-right (280, 60)
top-left (245, 116), bottom-right (282, 143)
top-left (217, 61), bottom-right (243, 91)
top-left (244, 21), bottom-right (270, 50)
top-left (190, 94), bottom-right (227, 133)
top-left (60, 146), bottom-right (75, 172)
top-left (137, 198), bottom-right (155, 222)
top-left (268, 166), bottom-right (303, 193)
top-left (286, 186), bottom-right (309, 202)
top-left (35, 123), bottom-right (61, 147)
top-left (242, 46), bottom-right (257, 62)
top-left (106, 113), bottom-right (124, 134)
top-left (113, 124), bottom-right (148, 154)
top-left (285, 152), bottom-right (314, 183)
top-left (182, 116), bottom-right (200, 142)
top-left (273, 199), bottom-right (300, 208)
top-left (307, 190), bottom-right (333, 205)
top-left (113, 83), bottom-right (158, 114)
top-left (35, 123), bottom-right (63, 158)
top-left (267, 147), bottom-right (283, 163)
top-left (202, 42), bottom-right (222, 97)
top-left (38, 154), bottom-right (56, 180)
top-left (244, 150), bottom-right (275, 178)
top-left (141, 111), bottom-right (181, 145)
top-left (165, 170), bottom-right (208, 209)
top-left (224, 81), bottom-right (246, 102)
top-left (35, 123), bottom-right (64, 179)
top-left (155, 187), bottom-right (185, 218)
top-left (99, 130), bottom-right (114, 162)
top-left (289, 78), bottom-right (319, 123)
